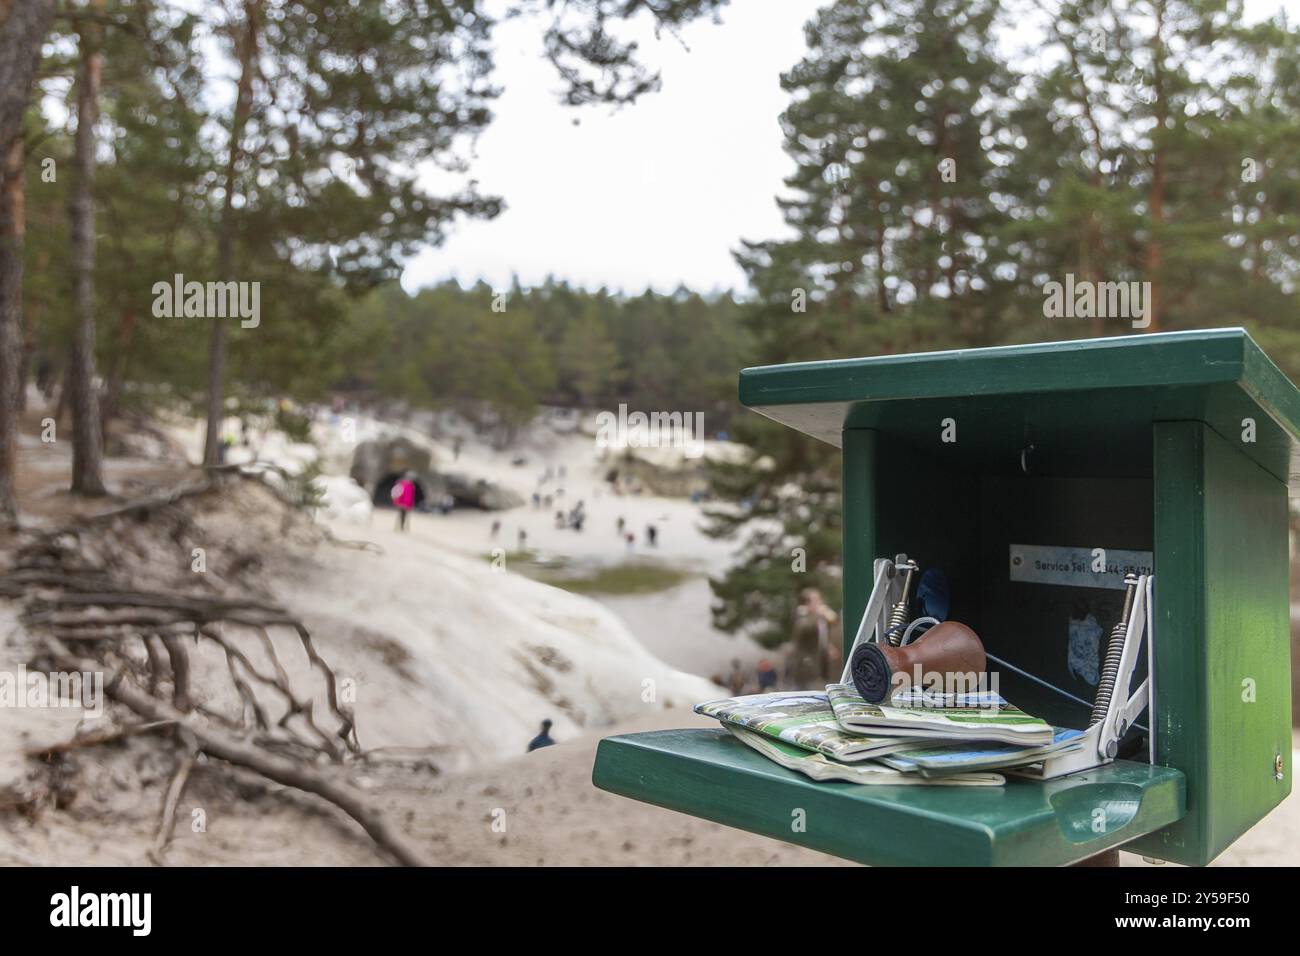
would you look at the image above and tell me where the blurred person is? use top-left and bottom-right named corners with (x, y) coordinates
top-left (646, 523), bottom-right (658, 547)
top-left (756, 658), bottom-right (777, 692)
top-left (727, 658), bottom-right (745, 697)
top-left (490, 519), bottom-right (501, 539)
top-left (527, 719), bottom-right (555, 752)
top-left (787, 588), bottom-right (838, 688)
top-left (34, 354), bottom-right (53, 396)
top-left (390, 472), bottom-right (417, 531)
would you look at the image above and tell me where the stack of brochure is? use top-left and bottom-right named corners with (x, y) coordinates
top-left (693, 688), bottom-right (1085, 787)
top-left (824, 683), bottom-right (1056, 745)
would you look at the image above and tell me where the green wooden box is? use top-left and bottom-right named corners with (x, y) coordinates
top-left (593, 329), bottom-right (1295, 866)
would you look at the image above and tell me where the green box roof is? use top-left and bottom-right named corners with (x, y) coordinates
top-left (739, 328), bottom-right (1300, 492)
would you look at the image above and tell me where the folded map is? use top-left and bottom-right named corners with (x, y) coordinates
top-left (878, 727), bottom-right (1087, 775)
top-left (724, 725), bottom-right (1006, 787)
top-left (825, 682), bottom-right (1056, 746)
top-left (694, 691), bottom-right (943, 762)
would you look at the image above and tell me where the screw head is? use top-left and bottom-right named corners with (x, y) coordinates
top-left (1275, 754), bottom-right (1285, 781)
top-left (1106, 739), bottom-right (1118, 759)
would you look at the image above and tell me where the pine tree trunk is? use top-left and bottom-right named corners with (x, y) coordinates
top-left (1145, 0), bottom-right (1166, 333)
top-left (53, 348), bottom-right (71, 423)
top-left (0, 0), bottom-right (56, 524)
top-left (17, 245), bottom-right (48, 414)
top-left (5, 143), bottom-right (28, 417)
top-left (0, 139), bottom-right (25, 524)
top-left (101, 306), bottom-right (136, 432)
top-left (203, 1), bottom-right (259, 466)
top-left (203, 287), bottom-right (227, 465)
top-left (1061, 30), bottom-right (1107, 339)
top-left (68, 6), bottom-right (107, 496)
top-left (0, 1), bottom-right (53, 139)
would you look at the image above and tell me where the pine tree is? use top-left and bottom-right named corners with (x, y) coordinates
top-left (1006, 0), bottom-right (1300, 346)
top-left (0, 0), bottom-right (56, 522)
top-left (96, 3), bottom-right (212, 426)
top-left (198, 0), bottom-right (729, 464)
top-left (709, 0), bottom-right (1020, 642)
top-left (555, 302), bottom-right (623, 407)
top-left (66, 0), bottom-right (108, 496)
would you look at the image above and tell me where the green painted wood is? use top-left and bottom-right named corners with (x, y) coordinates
top-left (840, 429), bottom-right (875, 662)
top-left (1126, 422), bottom-right (1293, 864)
top-left (593, 728), bottom-right (1186, 866)
top-left (873, 436), bottom-right (986, 644)
top-left (974, 474), bottom-right (1152, 732)
top-left (740, 329), bottom-right (1291, 415)
top-left (591, 329), bottom-right (1294, 866)
top-left (739, 329), bottom-right (1300, 492)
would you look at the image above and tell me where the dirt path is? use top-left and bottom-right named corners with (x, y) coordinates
top-left (6, 699), bottom-right (1293, 866)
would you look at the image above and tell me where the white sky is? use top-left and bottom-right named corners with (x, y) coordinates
top-left (403, 0), bottom-right (823, 296)
top-left (403, 0), bottom-right (1299, 297)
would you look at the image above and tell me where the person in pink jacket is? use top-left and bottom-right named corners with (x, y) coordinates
top-left (391, 471), bottom-right (417, 531)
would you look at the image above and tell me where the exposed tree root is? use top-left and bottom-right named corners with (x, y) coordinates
top-left (44, 637), bottom-right (426, 866)
top-left (149, 731), bottom-right (197, 865)
top-left (3, 475), bottom-right (426, 866)
top-left (24, 720), bottom-right (178, 757)
top-left (80, 479), bottom-right (216, 523)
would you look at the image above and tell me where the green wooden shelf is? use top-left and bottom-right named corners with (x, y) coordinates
top-left (593, 728), bottom-right (1186, 867)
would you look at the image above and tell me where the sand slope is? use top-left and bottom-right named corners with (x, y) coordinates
top-left (271, 505), bottom-right (725, 771)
